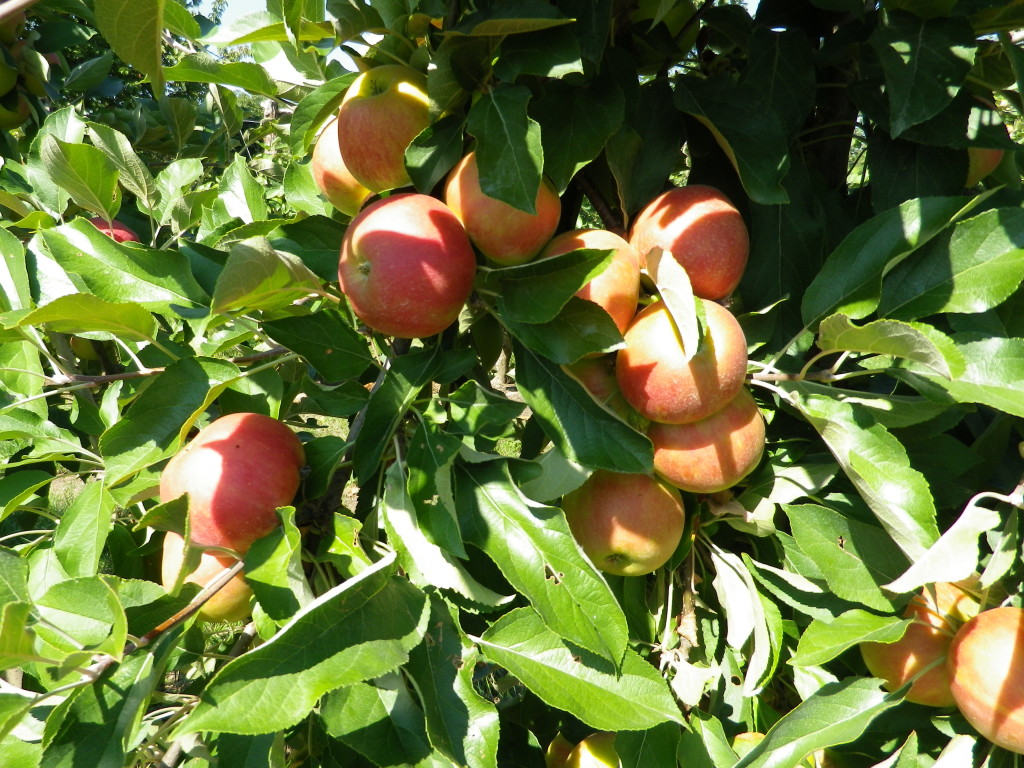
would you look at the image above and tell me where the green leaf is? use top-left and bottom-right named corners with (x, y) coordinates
top-left (452, 2), bottom-right (572, 36)
top-left (289, 74), bottom-right (357, 155)
top-left (446, 380), bottom-right (527, 438)
top-left (406, 419), bottom-right (466, 556)
top-left (99, 357), bottom-right (241, 485)
top-left (467, 84), bottom-right (544, 214)
top-left (52, 482), bottom-right (115, 579)
top-left (618, 723), bottom-right (683, 768)
top-left (455, 461), bottom-right (628, 663)
top-left (733, 678), bottom-right (902, 768)
top-left (86, 122), bottom-right (159, 210)
top-left (94, 0), bottom-right (165, 90)
top-left (163, 53), bottom-right (276, 97)
top-left (34, 576), bottom-right (127, 659)
top-left (783, 504), bottom-right (906, 612)
top-left (19, 295), bottom-right (158, 341)
top-left (495, 26), bottom-right (584, 81)
top-left (801, 196), bottom-right (970, 327)
top-left (405, 595), bottom-right (500, 768)
top-left (745, 554), bottom-right (862, 623)
top-left (0, 602), bottom-right (35, 671)
top-left (792, 611), bottom-right (909, 668)
top-left (647, 248), bottom-right (701, 365)
top-left (780, 383), bottom-right (940, 561)
top-left (211, 237), bottom-right (321, 314)
top-left (503, 297), bottom-right (624, 363)
top-left (263, 310), bottom-right (374, 383)
top-left (512, 341), bottom-right (652, 473)
top-left (245, 508), bottom-right (313, 622)
top-left (0, 549), bottom-right (30, 605)
top-left (868, 14), bottom-right (976, 137)
top-left (816, 314), bottom-right (962, 378)
top-left (490, 248), bottom-right (614, 324)
top-left (178, 554), bottom-right (429, 735)
top-left (407, 113), bottom-right (467, 195)
top-left (39, 136), bottom-right (121, 220)
top-left (0, 228), bottom-right (31, 313)
top-left (877, 208), bottom-right (1024, 320)
top-left (476, 607), bottom-right (683, 731)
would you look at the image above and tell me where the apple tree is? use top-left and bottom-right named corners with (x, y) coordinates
top-left (1, 0), bottom-right (1024, 766)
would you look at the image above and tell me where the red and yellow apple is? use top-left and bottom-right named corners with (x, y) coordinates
top-left (540, 229), bottom-right (640, 334)
top-left (563, 355), bottom-right (641, 424)
top-left (615, 299), bottom-right (748, 425)
top-left (629, 185), bottom-right (748, 300)
top-left (965, 147), bottom-right (1004, 188)
top-left (311, 114), bottom-right (371, 216)
top-left (159, 412), bottom-right (305, 553)
top-left (561, 470), bottom-right (685, 577)
top-left (338, 193), bottom-right (477, 338)
top-left (444, 151), bottom-right (561, 266)
top-left (336, 64), bottom-right (430, 193)
top-left (947, 606), bottom-right (1024, 752)
top-left (545, 733), bottom-right (575, 768)
top-left (88, 216), bottom-right (140, 243)
top-left (861, 581), bottom-right (979, 707)
top-left (566, 732), bottom-right (618, 768)
top-left (649, 387), bottom-right (765, 494)
top-left (161, 531), bottom-right (253, 623)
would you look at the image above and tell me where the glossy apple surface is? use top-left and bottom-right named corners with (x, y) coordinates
top-left (161, 531), bottom-right (252, 623)
top-left (338, 193), bottom-right (477, 338)
top-left (540, 229), bottom-right (640, 334)
top-left (444, 151), bottom-right (561, 265)
top-left (561, 470), bottom-right (684, 577)
top-left (565, 732), bottom-right (618, 768)
top-left (336, 64), bottom-right (430, 193)
top-left (616, 299), bottom-right (748, 425)
top-left (159, 412), bottom-right (305, 553)
top-left (88, 217), bottom-right (140, 243)
top-left (311, 114), bottom-right (371, 216)
top-left (861, 581), bottom-right (979, 707)
top-left (947, 606), bottom-right (1024, 751)
top-left (649, 387), bottom-right (765, 493)
top-left (629, 185), bottom-right (748, 300)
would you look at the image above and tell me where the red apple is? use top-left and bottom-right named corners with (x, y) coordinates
top-left (561, 470), bottom-right (685, 577)
top-left (861, 581), bottom-right (979, 707)
top-left (565, 732), bottom-right (618, 768)
top-left (444, 151), bottom-right (561, 266)
top-left (338, 193), bottom-right (477, 338)
top-left (161, 531), bottom-right (253, 623)
top-left (562, 355), bottom-right (642, 425)
top-left (159, 412), bottom-right (305, 553)
top-left (629, 185), bottom-right (749, 300)
top-left (540, 229), bottom-right (641, 334)
top-left (965, 147), bottom-right (1004, 188)
top-left (615, 299), bottom-right (748, 425)
top-left (947, 606), bottom-right (1024, 751)
top-left (649, 387), bottom-right (765, 493)
top-left (311, 114), bottom-right (371, 216)
top-left (336, 64), bottom-right (430, 193)
top-left (88, 217), bottom-right (140, 243)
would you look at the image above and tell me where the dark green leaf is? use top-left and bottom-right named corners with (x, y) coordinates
top-left (210, 237), bottom-right (321, 314)
top-left (407, 113), bottom-right (467, 195)
top-left (52, 482), bottom-right (114, 578)
top-left (245, 508), bottom-right (312, 622)
top-left (163, 53), bottom-right (277, 97)
top-left (504, 297), bottom-right (623, 363)
top-left (94, 0), bottom-right (165, 89)
top-left (452, 2), bottom-right (572, 36)
top-left (40, 136), bottom-right (120, 220)
top-left (494, 26), bottom-right (583, 81)
top-left (491, 248), bottom-right (613, 324)
top-left (264, 310), bottom-right (373, 383)
top-left (19, 295), bottom-right (158, 341)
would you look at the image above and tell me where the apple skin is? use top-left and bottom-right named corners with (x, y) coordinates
top-left (965, 147), bottom-right (1004, 188)
top-left (947, 606), bottom-right (1024, 751)
top-left (338, 193), bottom-right (477, 338)
top-left (444, 151), bottom-right (561, 266)
top-left (615, 299), bottom-right (748, 425)
top-left (540, 229), bottom-right (641, 335)
top-left (563, 354), bottom-right (641, 425)
top-left (649, 387), bottom-right (765, 494)
top-left (0, 89), bottom-right (30, 130)
top-left (88, 217), bottom-right (140, 243)
top-left (336, 64), bottom-right (430, 193)
top-left (565, 732), bottom-right (618, 768)
top-left (561, 470), bottom-right (685, 577)
top-left (861, 581), bottom-right (979, 708)
top-left (311, 114), bottom-right (371, 216)
top-left (159, 412), bottom-right (305, 553)
top-left (161, 531), bottom-right (253, 623)
top-left (545, 733), bottom-right (575, 768)
top-left (629, 185), bottom-right (749, 300)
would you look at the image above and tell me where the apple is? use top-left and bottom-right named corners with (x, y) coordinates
top-left (545, 733), bottom-right (575, 768)
top-left (733, 732), bottom-right (766, 759)
top-left (563, 354), bottom-right (642, 425)
top-left (561, 470), bottom-right (685, 577)
top-left (947, 606), bottom-right (1024, 751)
top-left (336, 64), bottom-right (430, 193)
top-left (629, 185), bottom-right (749, 300)
top-left (311, 114), bottom-right (371, 216)
top-left (159, 412), bottom-right (305, 553)
top-left (861, 581), bottom-right (979, 708)
top-left (0, 11), bottom-right (25, 45)
top-left (0, 61), bottom-right (17, 97)
top-left (649, 387), bottom-right (765, 494)
top-left (444, 151), bottom-right (561, 266)
top-left (965, 147), bottom-right (1004, 188)
top-left (0, 89), bottom-right (29, 130)
top-left (338, 193), bottom-right (477, 338)
top-left (615, 298), bottom-right (748, 425)
top-left (161, 531), bottom-right (253, 623)
top-left (540, 229), bottom-right (641, 334)
top-left (88, 216), bottom-right (140, 243)
top-left (565, 732), bottom-right (618, 768)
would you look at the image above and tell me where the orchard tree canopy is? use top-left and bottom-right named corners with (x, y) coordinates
top-left (1, 0), bottom-right (1024, 767)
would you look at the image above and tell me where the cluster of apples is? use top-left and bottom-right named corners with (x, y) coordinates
top-left (861, 581), bottom-right (1024, 753)
top-left (158, 412), bottom-right (305, 622)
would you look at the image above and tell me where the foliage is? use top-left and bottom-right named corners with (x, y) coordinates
top-left (1, 0), bottom-right (1023, 767)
